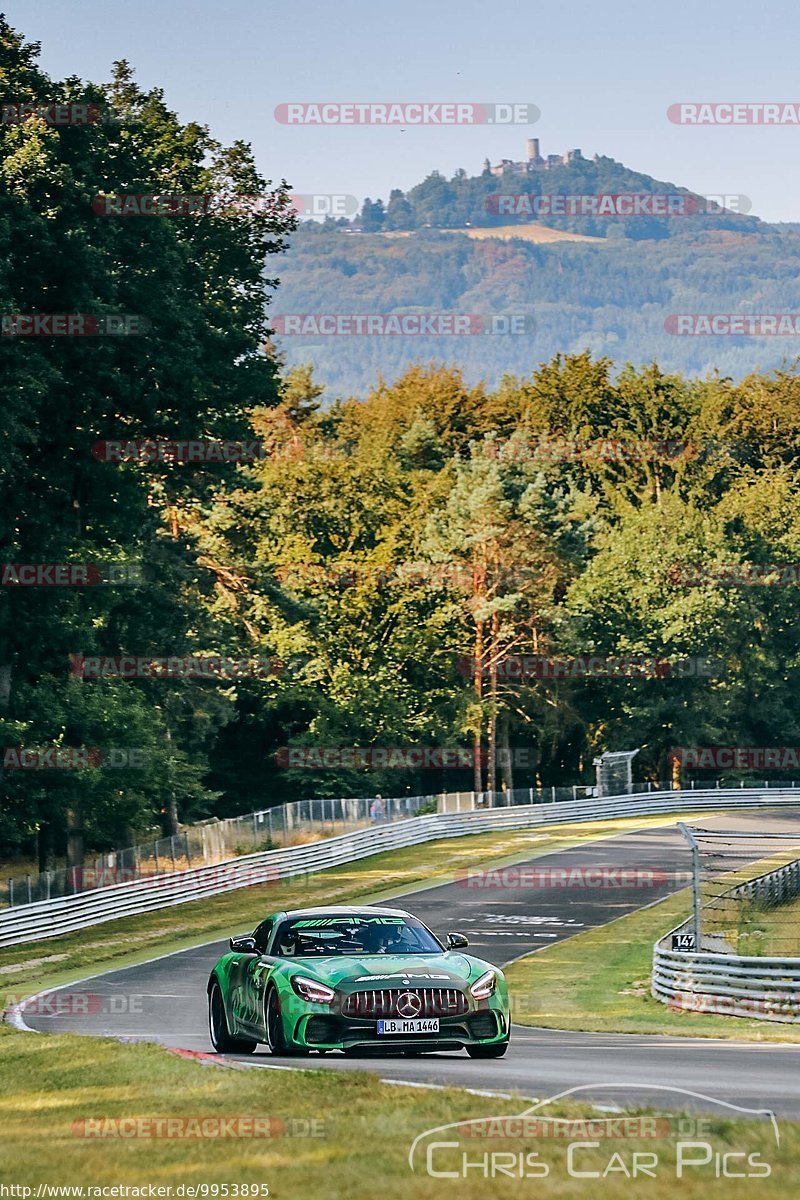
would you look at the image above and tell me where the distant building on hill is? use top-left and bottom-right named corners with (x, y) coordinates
top-left (482, 140), bottom-right (587, 177)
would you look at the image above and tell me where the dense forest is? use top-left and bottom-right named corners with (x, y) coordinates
top-left (3, 17), bottom-right (800, 871)
top-left (276, 222), bottom-right (800, 394)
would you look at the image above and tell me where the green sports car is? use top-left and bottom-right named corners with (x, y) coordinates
top-left (207, 904), bottom-right (510, 1058)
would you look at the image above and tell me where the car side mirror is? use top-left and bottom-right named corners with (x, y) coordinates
top-left (446, 932), bottom-right (469, 950)
top-left (230, 935), bottom-right (257, 953)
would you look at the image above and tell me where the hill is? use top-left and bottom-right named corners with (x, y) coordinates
top-left (270, 148), bottom-right (800, 398)
top-left (351, 145), bottom-right (763, 241)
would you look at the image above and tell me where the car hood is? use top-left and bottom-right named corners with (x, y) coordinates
top-left (282, 952), bottom-right (491, 990)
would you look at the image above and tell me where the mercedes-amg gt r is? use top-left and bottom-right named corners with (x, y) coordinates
top-left (207, 905), bottom-right (510, 1057)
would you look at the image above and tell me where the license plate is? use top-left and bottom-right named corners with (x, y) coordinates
top-left (376, 1018), bottom-right (440, 1034)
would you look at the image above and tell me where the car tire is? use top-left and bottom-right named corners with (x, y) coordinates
top-left (208, 982), bottom-right (257, 1055)
top-left (466, 1041), bottom-right (509, 1058)
top-left (265, 987), bottom-right (307, 1056)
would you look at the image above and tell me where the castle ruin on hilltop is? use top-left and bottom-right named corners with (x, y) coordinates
top-left (483, 140), bottom-right (592, 177)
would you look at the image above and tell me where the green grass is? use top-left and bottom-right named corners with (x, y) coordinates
top-left (505, 888), bottom-right (800, 1040)
top-left (696, 848), bottom-right (800, 956)
top-left (0, 1022), bottom-right (797, 1198)
top-left (711, 892), bottom-right (800, 957)
top-left (1, 810), bottom-right (714, 1009)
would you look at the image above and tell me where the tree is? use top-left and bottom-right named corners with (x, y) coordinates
top-left (0, 16), bottom-right (295, 861)
top-left (359, 198), bottom-right (385, 232)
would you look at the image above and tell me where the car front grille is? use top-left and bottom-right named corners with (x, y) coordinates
top-left (342, 987), bottom-right (468, 1019)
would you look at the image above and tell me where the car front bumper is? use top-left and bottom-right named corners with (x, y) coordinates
top-left (289, 1003), bottom-right (510, 1051)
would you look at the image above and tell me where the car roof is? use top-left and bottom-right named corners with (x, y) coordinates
top-left (274, 904), bottom-right (413, 920)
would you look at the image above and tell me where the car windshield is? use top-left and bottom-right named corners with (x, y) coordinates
top-left (272, 914), bottom-right (443, 957)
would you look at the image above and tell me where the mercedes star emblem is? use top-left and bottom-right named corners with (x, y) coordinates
top-left (395, 990), bottom-right (423, 1018)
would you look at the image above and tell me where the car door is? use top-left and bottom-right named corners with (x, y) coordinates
top-left (238, 919), bottom-right (276, 1036)
top-left (227, 936), bottom-right (260, 1032)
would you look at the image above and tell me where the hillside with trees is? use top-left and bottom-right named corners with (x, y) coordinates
top-left (276, 222), bottom-right (800, 396)
top-left (274, 151), bottom-right (800, 395)
top-left (354, 153), bottom-right (762, 240)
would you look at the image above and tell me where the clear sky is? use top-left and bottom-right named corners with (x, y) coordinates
top-left (6, 0), bottom-right (800, 222)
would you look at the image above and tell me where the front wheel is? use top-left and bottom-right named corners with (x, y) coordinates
top-left (208, 982), bottom-right (257, 1055)
top-left (265, 988), bottom-right (307, 1057)
top-left (466, 1041), bottom-right (509, 1059)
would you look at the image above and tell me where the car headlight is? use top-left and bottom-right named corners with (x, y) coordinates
top-left (291, 975), bottom-right (336, 1004)
top-left (470, 970), bottom-right (497, 1000)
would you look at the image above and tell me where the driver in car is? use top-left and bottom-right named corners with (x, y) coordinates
top-left (360, 922), bottom-right (404, 954)
top-left (277, 928), bottom-right (300, 955)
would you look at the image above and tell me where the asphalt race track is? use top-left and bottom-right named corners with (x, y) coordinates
top-left (18, 811), bottom-right (800, 1116)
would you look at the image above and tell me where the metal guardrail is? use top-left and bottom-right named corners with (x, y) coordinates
top-left (9, 775), bottom-right (796, 908)
top-left (2, 787), bottom-right (799, 948)
top-left (652, 945), bottom-right (800, 1022)
top-left (733, 858), bottom-right (800, 909)
top-left (652, 855), bottom-right (800, 1022)
top-left (0, 782), bottom-right (643, 907)
top-left (2, 793), bottom-right (433, 907)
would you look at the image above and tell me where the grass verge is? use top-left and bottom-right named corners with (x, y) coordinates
top-left (722, 891), bottom-right (800, 957)
top-left (505, 888), bottom-right (800, 1041)
top-left (0, 1021), bottom-right (796, 1197)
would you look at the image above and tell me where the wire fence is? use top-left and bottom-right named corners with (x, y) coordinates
top-left (5, 774), bottom-right (800, 908)
top-left (2, 794), bottom-right (426, 907)
top-left (679, 825), bottom-right (800, 955)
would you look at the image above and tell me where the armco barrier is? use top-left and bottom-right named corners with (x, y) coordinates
top-left (652, 855), bottom-right (800, 1022)
top-left (2, 787), bottom-right (799, 948)
top-left (733, 857), bottom-right (800, 909)
top-left (652, 938), bottom-right (800, 1022)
